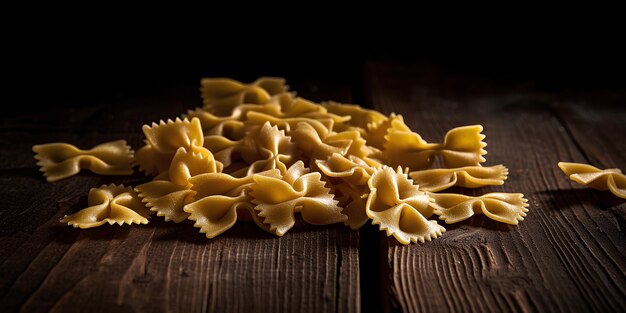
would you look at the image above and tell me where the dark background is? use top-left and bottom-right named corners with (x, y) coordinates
top-left (4, 26), bottom-right (626, 114)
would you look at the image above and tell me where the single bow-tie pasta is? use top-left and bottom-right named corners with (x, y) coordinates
top-left (409, 165), bottom-right (508, 192)
top-left (428, 192), bottom-right (529, 225)
top-left (558, 162), bottom-right (626, 199)
top-left (383, 115), bottom-right (487, 170)
top-left (201, 77), bottom-right (288, 116)
top-left (366, 166), bottom-right (445, 244)
top-left (61, 184), bottom-right (150, 228)
top-left (33, 140), bottom-right (134, 182)
top-left (135, 117), bottom-right (205, 175)
top-left (251, 161), bottom-right (346, 236)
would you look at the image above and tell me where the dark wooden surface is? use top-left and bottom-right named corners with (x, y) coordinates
top-left (0, 82), bottom-right (360, 313)
top-left (365, 63), bottom-right (626, 313)
top-left (1, 62), bottom-right (625, 313)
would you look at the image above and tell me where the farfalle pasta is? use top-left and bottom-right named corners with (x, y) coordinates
top-left (203, 135), bottom-right (242, 168)
top-left (238, 122), bottom-right (298, 175)
top-left (135, 146), bottom-right (222, 222)
top-left (409, 165), bottom-right (508, 192)
top-left (322, 101), bottom-right (388, 131)
top-left (427, 192), bottom-right (529, 225)
top-left (366, 166), bottom-right (445, 244)
top-left (37, 76), bottom-right (530, 245)
top-left (291, 122), bottom-right (352, 162)
top-left (135, 118), bottom-right (205, 175)
top-left (201, 77), bottom-right (288, 116)
top-left (334, 182), bottom-right (370, 230)
top-left (251, 161), bottom-right (346, 236)
top-left (61, 184), bottom-right (150, 228)
top-left (245, 112), bottom-right (336, 140)
top-left (316, 153), bottom-right (376, 186)
top-left (33, 140), bottom-right (134, 182)
top-left (184, 170), bottom-right (281, 238)
top-left (558, 162), bottom-right (626, 199)
top-left (383, 115), bottom-right (487, 170)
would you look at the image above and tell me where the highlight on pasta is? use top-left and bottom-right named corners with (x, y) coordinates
top-left (34, 77), bottom-right (531, 245)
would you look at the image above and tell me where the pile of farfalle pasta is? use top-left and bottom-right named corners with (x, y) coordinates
top-left (33, 77), bottom-right (538, 245)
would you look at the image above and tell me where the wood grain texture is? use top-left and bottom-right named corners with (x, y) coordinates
top-left (365, 63), bottom-right (626, 313)
top-left (2, 64), bottom-right (624, 313)
top-left (0, 82), bottom-right (360, 313)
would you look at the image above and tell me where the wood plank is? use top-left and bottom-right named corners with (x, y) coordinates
top-left (0, 80), bottom-right (360, 313)
top-left (551, 95), bottom-right (626, 169)
top-left (365, 62), bottom-right (626, 313)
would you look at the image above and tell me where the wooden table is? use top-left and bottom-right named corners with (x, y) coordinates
top-left (1, 62), bottom-right (624, 313)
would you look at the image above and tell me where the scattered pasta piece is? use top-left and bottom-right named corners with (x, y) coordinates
top-left (409, 165), bottom-right (508, 192)
top-left (428, 192), bottom-right (529, 225)
top-left (61, 184), bottom-right (150, 228)
top-left (33, 140), bottom-right (134, 182)
top-left (558, 162), bottom-right (626, 199)
top-left (366, 166), bottom-right (445, 244)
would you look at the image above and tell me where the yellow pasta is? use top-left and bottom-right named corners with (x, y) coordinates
top-left (239, 122), bottom-right (297, 175)
top-left (428, 192), bottom-right (529, 225)
top-left (135, 117), bottom-right (205, 175)
top-left (33, 140), bottom-right (134, 182)
top-left (268, 95), bottom-right (348, 123)
top-left (383, 115), bottom-right (487, 170)
top-left (322, 101), bottom-right (388, 130)
top-left (41, 76), bottom-right (531, 245)
top-left (334, 182), bottom-right (370, 230)
top-left (61, 184), bottom-right (150, 228)
top-left (186, 108), bottom-right (248, 139)
top-left (290, 122), bottom-right (352, 161)
top-left (409, 165), bottom-right (508, 192)
top-left (326, 130), bottom-right (371, 159)
top-left (245, 111), bottom-right (334, 137)
top-left (135, 181), bottom-right (193, 223)
top-left (316, 153), bottom-right (376, 186)
top-left (366, 166), bottom-right (445, 244)
top-left (558, 162), bottom-right (626, 199)
top-left (135, 146), bottom-right (222, 222)
top-left (184, 170), bottom-right (281, 238)
top-left (168, 147), bottom-right (223, 186)
top-left (203, 135), bottom-right (242, 168)
top-left (251, 161), bottom-right (346, 236)
top-left (201, 77), bottom-right (288, 116)
top-left (143, 117), bottom-right (204, 154)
